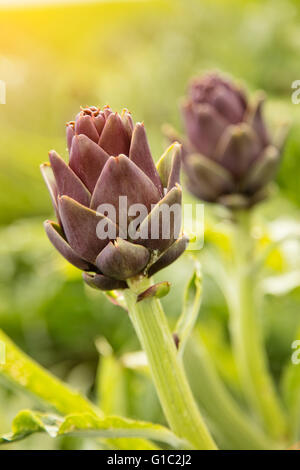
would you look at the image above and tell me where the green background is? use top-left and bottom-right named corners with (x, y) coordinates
top-left (0, 0), bottom-right (300, 449)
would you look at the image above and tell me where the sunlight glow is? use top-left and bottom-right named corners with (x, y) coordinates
top-left (0, 0), bottom-right (148, 7)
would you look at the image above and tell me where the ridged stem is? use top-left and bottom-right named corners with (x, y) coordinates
top-left (124, 277), bottom-right (217, 450)
top-left (227, 210), bottom-right (287, 440)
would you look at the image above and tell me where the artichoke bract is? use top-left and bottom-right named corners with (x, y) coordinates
top-left (41, 106), bottom-right (187, 291)
top-left (166, 73), bottom-right (285, 209)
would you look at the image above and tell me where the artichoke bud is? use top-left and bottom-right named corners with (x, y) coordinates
top-left (166, 72), bottom-right (286, 209)
top-left (41, 106), bottom-right (186, 290)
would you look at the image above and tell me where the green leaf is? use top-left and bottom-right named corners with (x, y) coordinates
top-left (0, 329), bottom-right (158, 450)
top-left (0, 410), bottom-right (62, 444)
top-left (174, 263), bottom-right (203, 355)
top-left (0, 329), bottom-right (101, 417)
top-left (59, 414), bottom-right (189, 448)
top-left (0, 410), bottom-right (188, 449)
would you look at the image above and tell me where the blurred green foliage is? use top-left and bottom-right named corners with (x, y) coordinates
top-left (1, 0), bottom-right (300, 449)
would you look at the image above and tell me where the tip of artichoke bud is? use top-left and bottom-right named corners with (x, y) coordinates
top-left (113, 237), bottom-right (121, 247)
top-left (66, 121), bottom-right (75, 128)
top-left (102, 104), bottom-right (112, 115)
top-left (79, 105), bottom-right (101, 117)
top-left (44, 219), bottom-right (54, 230)
top-left (48, 149), bottom-right (59, 160)
top-left (231, 127), bottom-right (244, 137)
top-left (189, 70), bottom-right (229, 88)
top-left (230, 123), bottom-right (250, 139)
top-left (174, 182), bottom-right (182, 192)
top-left (172, 141), bottom-right (182, 150)
top-left (121, 108), bottom-right (131, 116)
top-left (115, 153), bottom-right (127, 162)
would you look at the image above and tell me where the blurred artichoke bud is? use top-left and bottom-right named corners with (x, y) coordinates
top-left (41, 106), bottom-right (187, 290)
top-left (166, 73), bottom-right (286, 209)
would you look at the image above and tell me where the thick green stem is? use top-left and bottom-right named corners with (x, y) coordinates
top-left (124, 277), bottom-right (217, 450)
top-left (227, 210), bottom-right (286, 440)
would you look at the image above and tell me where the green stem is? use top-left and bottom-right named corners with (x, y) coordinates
top-left (227, 210), bottom-right (286, 440)
top-left (185, 336), bottom-right (279, 449)
top-left (124, 277), bottom-right (217, 450)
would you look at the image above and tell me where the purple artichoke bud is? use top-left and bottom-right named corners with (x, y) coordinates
top-left (168, 73), bottom-right (285, 209)
top-left (41, 106), bottom-right (187, 290)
